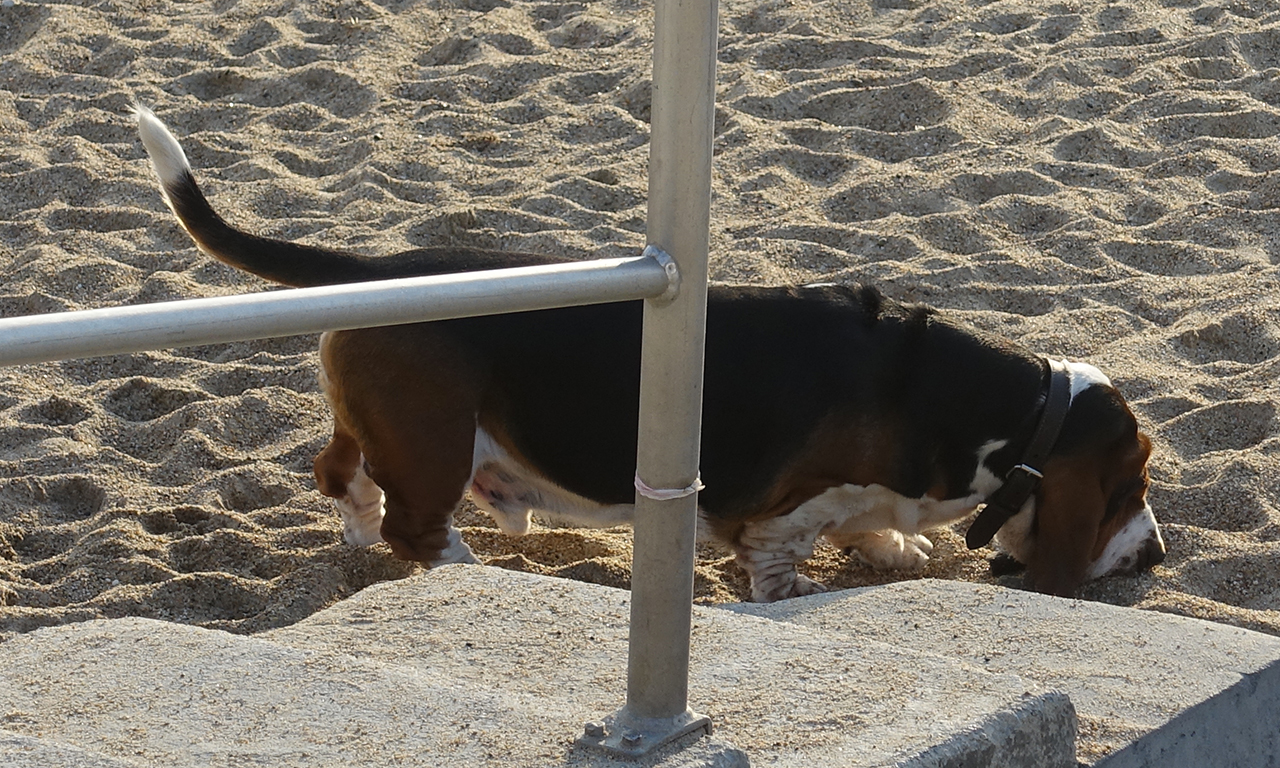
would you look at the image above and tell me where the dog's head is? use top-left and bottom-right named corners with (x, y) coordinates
top-left (992, 362), bottom-right (1164, 597)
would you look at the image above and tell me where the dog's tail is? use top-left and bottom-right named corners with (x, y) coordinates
top-left (134, 104), bottom-right (405, 288)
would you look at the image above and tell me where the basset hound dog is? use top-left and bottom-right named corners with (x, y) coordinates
top-left (134, 105), bottom-right (1165, 602)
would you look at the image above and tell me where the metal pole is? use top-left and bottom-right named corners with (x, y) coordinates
top-left (631, 0), bottom-right (716, 721)
top-left (0, 255), bottom-right (673, 367)
top-left (578, 0), bottom-right (717, 757)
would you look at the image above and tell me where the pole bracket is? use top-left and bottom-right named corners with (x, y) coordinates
top-left (577, 707), bottom-right (711, 759)
top-left (643, 244), bottom-right (681, 305)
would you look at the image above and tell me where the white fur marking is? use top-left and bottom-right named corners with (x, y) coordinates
top-left (1062, 359), bottom-right (1112, 400)
top-left (469, 426), bottom-right (634, 534)
top-left (430, 521), bottom-right (480, 567)
top-left (1087, 503), bottom-right (1162, 579)
top-left (972, 439), bottom-right (1009, 496)
top-left (810, 484), bottom-right (987, 538)
top-left (335, 457), bottom-right (385, 547)
top-left (133, 104), bottom-right (192, 192)
top-left (994, 504), bottom-right (1036, 565)
top-left (839, 530), bottom-right (934, 571)
top-left (737, 483), bottom-right (987, 602)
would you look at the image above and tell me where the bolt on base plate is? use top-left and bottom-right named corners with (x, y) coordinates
top-left (577, 708), bottom-right (712, 759)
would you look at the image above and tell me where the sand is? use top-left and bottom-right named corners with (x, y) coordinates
top-left (1, 0), bottom-right (1279, 647)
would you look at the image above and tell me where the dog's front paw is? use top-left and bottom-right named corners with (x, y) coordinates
top-left (790, 573), bottom-right (828, 598)
top-left (750, 571), bottom-right (828, 602)
top-left (836, 529), bottom-right (933, 571)
top-left (903, 532), bottom-right (934, 559)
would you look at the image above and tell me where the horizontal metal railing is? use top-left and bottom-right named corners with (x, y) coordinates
top-left (0, 253), bottom-right (673, 367)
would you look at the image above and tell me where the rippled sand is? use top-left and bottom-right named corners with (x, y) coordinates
top-left (2, 0), bottom-right (1280, 641)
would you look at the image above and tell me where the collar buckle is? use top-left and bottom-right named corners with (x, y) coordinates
top-left (1007, 463), bottom-right (1044, 481)
top-left (964, 359), bottom-right (1072, 551)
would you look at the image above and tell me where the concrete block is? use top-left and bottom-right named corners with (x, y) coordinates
top-left (0, 730), bottom-right (144, 768)
top-left (725, 579), bottom-right (1280, 765)
top-left (0, 566), bottom-right (1077, 767)
top-left (268, 565), bottom-right (1076, 767)
top-left (1095, 655), bottom-right (1280, 768)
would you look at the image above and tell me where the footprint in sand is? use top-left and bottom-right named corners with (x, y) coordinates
top-left (25, 396), bottom-right (91, 427)
top-left (1175, 312), bottom-right (1280, 365)
top-left (1160, 399), bottom-right (1276, 457)
top-left (202, 466), bottom-right (298, 514)
top-left (103, 378), bottom-right (211, 423)
top-left (0, 475), bottom-right (107, 523)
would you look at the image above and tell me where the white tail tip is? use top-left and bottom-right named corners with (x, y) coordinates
top-left (132, 103), bottom-right (192, 188)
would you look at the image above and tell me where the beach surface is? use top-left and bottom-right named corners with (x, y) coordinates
top-left (1, 0), bottom-right (1279, 644)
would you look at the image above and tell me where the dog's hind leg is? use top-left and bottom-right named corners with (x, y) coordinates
top-left (314, 427), bottom-right (386, 547)
top-left (363, 410), bottom-right (480, 567)
top-left (320, 327), bottom-right (481, 567)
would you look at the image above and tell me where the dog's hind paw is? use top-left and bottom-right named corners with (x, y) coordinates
top-left (338, 498), bottom-right (386, 547)
top-left (429, 527), bottom-right (480, 567)
top-left (343, 519), bottom-right (385, 547)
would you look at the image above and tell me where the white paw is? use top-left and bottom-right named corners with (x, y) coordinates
top-left (428, 526), bottom-right (480, 567)
top-left (334, 466), bottom-right (386, 547)
top-left (337, 498), bottom-right (385, 547)
top-left (343, 519), bottom-right (385, 547)
top-left (472, 495), bottom-right (532, 536)
top-left (791, 573), bottom-right (828, 597)
top-left (905, 533), bottom-right (934, 557)
top-left (430, 544), bottom-right (480, 566)
top-left (837, 529), bottom-right (933, 571)
top-left (751, 571), bottom-right (828, 603)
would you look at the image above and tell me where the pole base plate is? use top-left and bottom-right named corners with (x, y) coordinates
top-left (577, 707), bottom-right (712, 759)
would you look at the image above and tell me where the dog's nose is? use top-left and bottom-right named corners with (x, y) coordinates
top-left (1137, 535), bottom-right (1166, 571)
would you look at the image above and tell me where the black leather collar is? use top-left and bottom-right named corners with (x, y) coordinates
top-left (965, 359), bottom-right (1072, 550)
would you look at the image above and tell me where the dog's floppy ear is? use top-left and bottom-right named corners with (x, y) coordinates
top-left (1024, 452), bottom-right (1105, 597)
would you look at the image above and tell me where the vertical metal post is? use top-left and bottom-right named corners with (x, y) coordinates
top-left (577, 0), bottom-right (718, 758)
top-left (630, 0), bottom-right (716, 724)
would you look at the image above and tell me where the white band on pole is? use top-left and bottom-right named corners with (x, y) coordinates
top-left (634, 473), bottom-right (705, 501)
